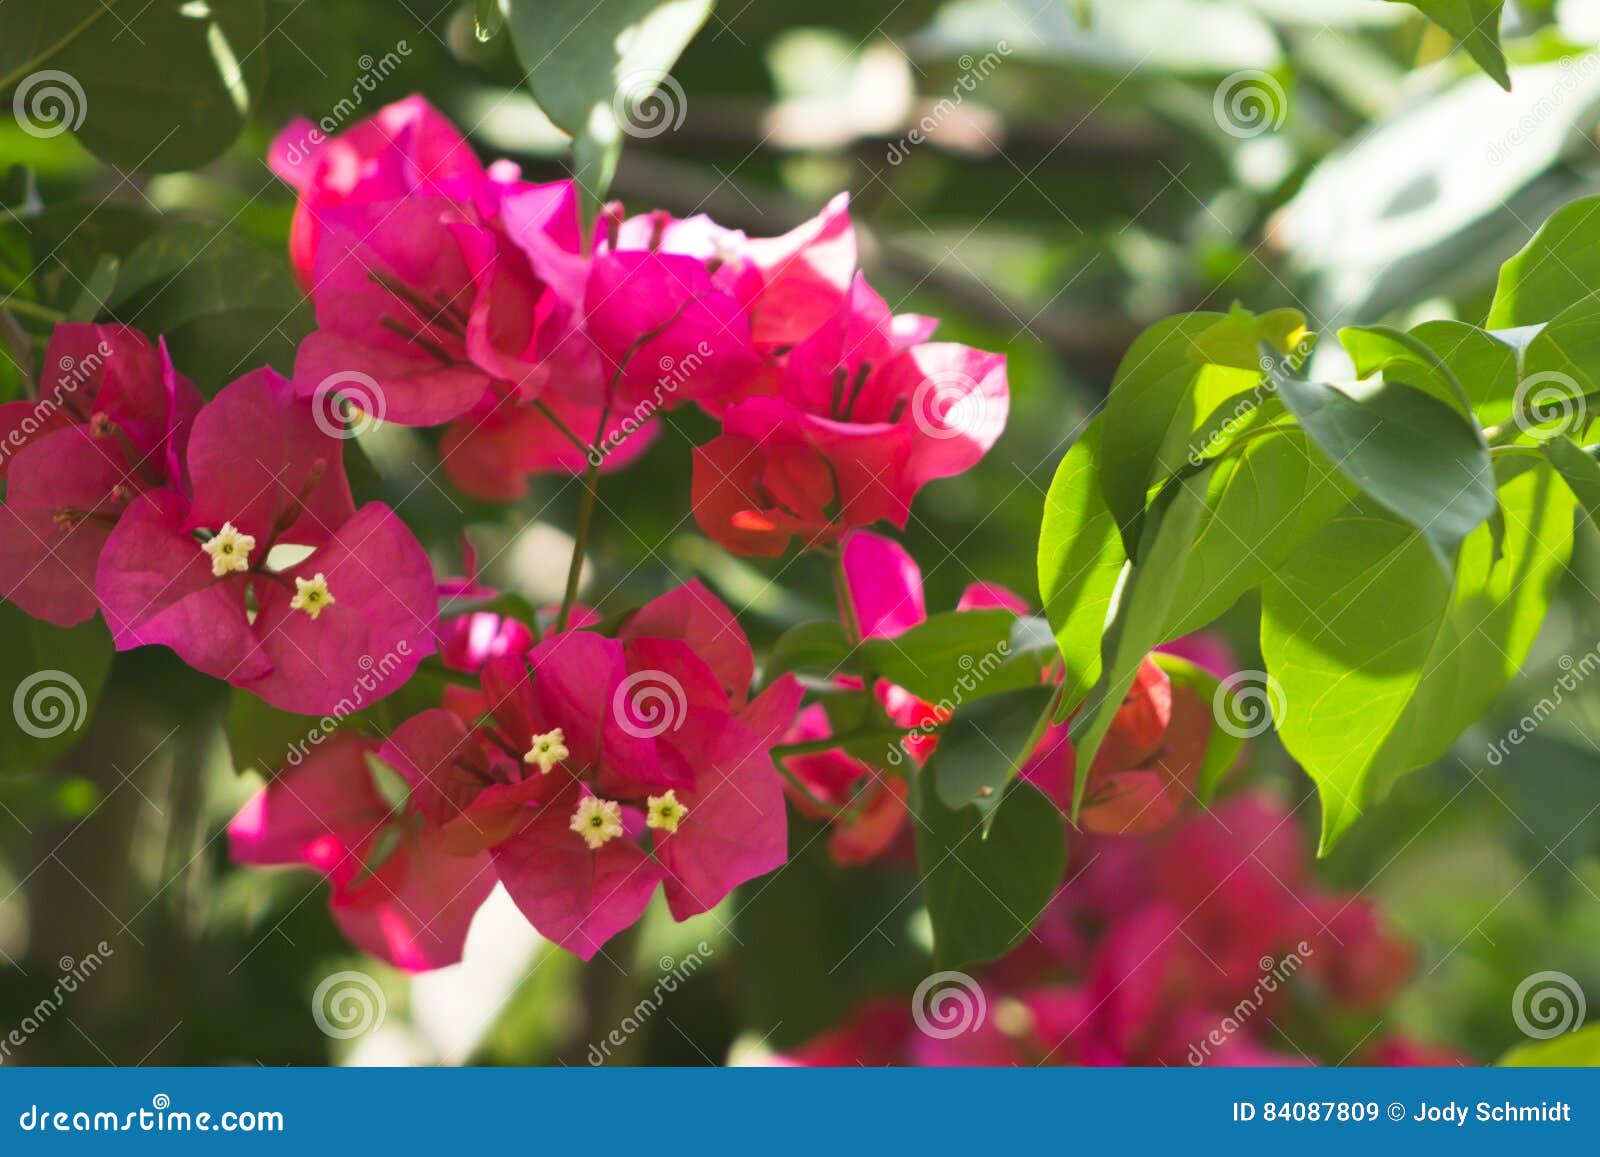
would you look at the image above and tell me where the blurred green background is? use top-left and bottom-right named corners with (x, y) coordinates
top-left (3, 0), bottom-right (1600, 1065)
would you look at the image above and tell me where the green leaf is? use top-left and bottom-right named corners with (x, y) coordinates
top-left (107, 220), bottom-right (310, 394)
top-left (1148, 653), bottom-right (1243, 802)
top-left (1262, 456), bottom-right (1575, 853)
top-left (0, 0), bottom-right (267, 173)
top-left (1499, 1023), bottom-right (1600, 1067)
top-left (859, 610), bottom-right (1047, 706)
top-left (929, 684), bottom-right (1057, 825)
top-left (1068, 474), bottom-right (1208, 813)
top-left (1516, 298), bottom-right (1600, 438)
top-left (1408, 319), bottom-right (1521, 431)
top-left (0, 604), bottom-right (112, 771)
top-left (1390, 0), bottom-right (1508, 90)
top-left (1097, 311), bottom-right (1266, 553)
top-left (1164, 428), bottom-right (1355, 638)
top-left (1541, 436), bottom-right (1600, 526)
top-left (1487, 196), bottom-right (1600, 328)
top-left (1339, 323), bottom-right (1473, 419)
top-left (1038, 419), bottom-right (1127, 715)
top-left (1270, 349), bottom-right (1496, 573)
top-left (504, 0), bottom-right (712, 202)
top-left (914, 778), bottom-right (1065, 970)
top-left (764, 620), bottom-right (852, 683)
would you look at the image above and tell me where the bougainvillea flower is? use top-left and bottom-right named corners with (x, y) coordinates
top-left (270, 94), bottom-right (489, 290)
top-left (0, 325), bottom-right (201, 626)
top-left (692, 281), bottom-right (1007, 555)
top-left (292, 189), bottom-right (577, 427)
top-left (612, 192), bottom-right (857, 352)
top-left (228, 733), bottom-right (494, 971)
top-left (95, 369), bottom-right (438, 713)
top-left (381, 580), bottom-right (801, 959)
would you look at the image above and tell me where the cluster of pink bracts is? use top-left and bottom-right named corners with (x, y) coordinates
top-left (0, 95), bottom-right (1013, 967)
top-left (779, 792), bottom-right (1472, 1068)
top-left (0, 94), bottom-right (1448, 1074)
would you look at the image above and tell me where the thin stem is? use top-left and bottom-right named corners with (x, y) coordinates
top-left (833, 552), bottom-right (862, 645)
top-left (1, 298), bottom-right (68, 325)
top-left (0, 0), bottom-right (123, 93)
top-left (556, 456), bottom-right (601, 633)
top-left (532, 399), bottom-right (591, 457)
top-left (770, 727), bottom-right (916, 760)
top-left (775, 762), bottom-right (842, 817)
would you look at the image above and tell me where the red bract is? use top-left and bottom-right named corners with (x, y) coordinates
top-left (228, 733), bottom-right (495, 972)
top-left (368, 581), bottom-right (801, 960)
top-left (95, 369), bottom-right (438, 713)
top-left (0, 324), bottom-right (201, 626)
top-left (1020, 655), bottom-right (1217, 836)
top-left (692, 276), bottom-right (1007, 555)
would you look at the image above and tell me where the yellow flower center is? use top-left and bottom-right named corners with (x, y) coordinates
top-left (201, 522), bottom-right (255, 578)
top-left (645, 790), bottom-right (689, 834)
top-left (571, 796), bottom-right (625, 850)
top-left (523, 727), bottom-right (570, 775)
top-left (290, 572), bottom-right (335, 620)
